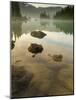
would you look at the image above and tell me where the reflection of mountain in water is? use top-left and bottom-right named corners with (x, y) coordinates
top-left (22, 18), bottom-right (59, 33)
top-left (31, 31), bottom-right (46, 39)
top-left (54, 21), bottom-right (73, 34)
top-left (11, 21), bottom-right (23, 50)
top-left (12, 18), bottom-right (73, 38)
top-left (28, 43), bottom-right (43, 57)
top-left (40, 19), bottom-right (50, 27)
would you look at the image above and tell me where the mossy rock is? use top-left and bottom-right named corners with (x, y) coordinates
top-left (28, 43), bottom-right (43, 54)
top-left (31, 31), bottom-right (46, 39)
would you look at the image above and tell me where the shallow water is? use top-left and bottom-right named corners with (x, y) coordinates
top-left (11, 18), bottom-right (73, 97)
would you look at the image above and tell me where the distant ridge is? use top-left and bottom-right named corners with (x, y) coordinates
top-left (20, 3), bottom-right (62, 18)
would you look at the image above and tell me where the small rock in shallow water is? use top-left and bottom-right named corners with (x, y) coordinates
top-left (15, 60), bottom-right (21, 63)
top-left (52, 54), bottom-right (63, 62)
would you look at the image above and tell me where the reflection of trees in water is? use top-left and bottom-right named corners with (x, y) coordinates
top-left (12, 21), bottom-right (22, 38)
top-left (20, 18), bottom-right (58, 33)
top-left (40, 19), bottom-right (50, 27)
top-left (11, 21), bottom-right (22, 50)
top-left (54, 21), bottom-right (73, 34)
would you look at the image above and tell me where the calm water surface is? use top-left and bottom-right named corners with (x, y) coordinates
top-left (11, 18), bottom-right (73, 97)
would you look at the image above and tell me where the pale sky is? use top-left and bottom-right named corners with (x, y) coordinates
top-left (27, 3), bottom-right (67, 8)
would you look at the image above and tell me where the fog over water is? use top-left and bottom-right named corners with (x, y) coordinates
top-left (11, 2), bottom-right (74, 98)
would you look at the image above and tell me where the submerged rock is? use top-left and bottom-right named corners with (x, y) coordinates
top-left (12, 66), bottom-right (33, 97)
top-left (28, 43), bottom-right (43, 57)
top-left (52, 54), bottom-right (63, 62)
top-left (31, 31), bottom-right (46, 39)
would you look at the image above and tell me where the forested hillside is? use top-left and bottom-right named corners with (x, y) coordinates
top-left (54, 6), bottom-right (74, 19)
top-left (11, 2), bottom-right (21, 17)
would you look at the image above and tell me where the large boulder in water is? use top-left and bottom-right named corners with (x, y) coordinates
top-left (28, 43), bottom-right (43, 57)
top-left (28, 43), bottom-right (43, 54)
top-left (31, 31), bottom-right (46, 39)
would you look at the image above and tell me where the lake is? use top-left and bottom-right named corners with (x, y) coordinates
top-left (11, 18), bottom-right (73, 97)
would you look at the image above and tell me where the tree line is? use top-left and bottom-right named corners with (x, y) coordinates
top-left (54, 6), bottom-right (74, 20)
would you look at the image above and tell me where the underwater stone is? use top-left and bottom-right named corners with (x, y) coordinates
top-left (52, 54), bottom-right (63, 62)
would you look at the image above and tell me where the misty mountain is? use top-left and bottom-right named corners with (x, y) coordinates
top-left (19, 3), bottom-right (62, 18)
